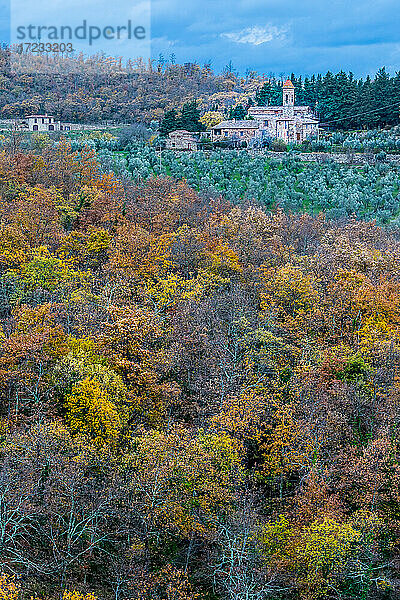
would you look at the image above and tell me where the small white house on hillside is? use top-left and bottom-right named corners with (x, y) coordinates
top-left (17, 115), bottom-right (75, 132)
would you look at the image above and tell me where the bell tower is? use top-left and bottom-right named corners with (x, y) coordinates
top-left (282, 79), bottom-right (295, 119)
top-left (283, 79), bottom-right (295, 106)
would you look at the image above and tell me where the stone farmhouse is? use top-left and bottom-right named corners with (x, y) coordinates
top-left (211, 120), bottom-right (260, 144)
top-left (17, 115), bottom-right (78, 132)
top-left (166, 130), bottom-right (198, 150)
top-left (212, 80), bottom-right (319, 145)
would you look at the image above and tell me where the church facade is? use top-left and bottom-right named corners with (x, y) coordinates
top-left (248, 80), bottom-right (319, 143)
top-left (212, 80), bottom-right (319, 145)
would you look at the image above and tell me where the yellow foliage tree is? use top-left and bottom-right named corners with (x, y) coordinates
top-left (57, 227), bottom-right (112, 269)
top-left (202, 241), bottom-right (243, 278)
top-left (63, 591), bottom-right (97, 600)
top-left (0, 226), bottom-right (29, 270)
top-left (125, 426), bottom-right (243, 537)
top-left (211, 390), bottom-right (266, 443)
top-left (200, 111), bottom-right (224, 129)
top-left (0, 574), bottom-right (19, 600)
top-left (259, 402), bottom-right (315, 481)
top-left (329, 269), bottom-right (400, 357)
top-left (13, 246), bottom-right (88, 298)
top-left (260, 515), bottom-right (367, 599)
top-left (100, 306), bottom-right (180, 425)
top-left (261, 264), bottom-right (320, 323)
top-left (65, 377), bottom-right (123, 447)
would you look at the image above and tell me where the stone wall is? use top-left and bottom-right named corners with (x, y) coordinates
top-left (259, 151), bottom-right (400, 166)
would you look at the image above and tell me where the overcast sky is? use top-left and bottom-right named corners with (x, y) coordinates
top-left (151, 0), bottom-right (400, 76)
top-left (1, 0), bottom-right (400, 77)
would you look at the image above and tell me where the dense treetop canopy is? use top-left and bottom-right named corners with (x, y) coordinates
top-left (1, 50), bottom-right (399, 129)
top-left (0, 129), bottom-right (400, 599)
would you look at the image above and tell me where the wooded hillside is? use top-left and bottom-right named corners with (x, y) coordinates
top-left (0, 142), bottom-right (399, 599)
top-left (1, 50), bottom-right (399, 129)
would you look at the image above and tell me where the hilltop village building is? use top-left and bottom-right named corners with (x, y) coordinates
top-left (166, 130), bottom-right (198, 150)
top-left (210, 120), bottom-right (260, 144)
top-left (212, 80), bottom-right (319, 145)
top-left (17, 115), bottom-right (78, 132)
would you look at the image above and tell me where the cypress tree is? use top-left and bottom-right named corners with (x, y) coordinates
top-left (230, 104), bottom-right (246, 119)
top-left (159, 109), bottom-right (178, 136)
top-left (178, 101), bottom-right (205, 131)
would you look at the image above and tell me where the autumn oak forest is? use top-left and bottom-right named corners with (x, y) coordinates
top-left (2, 53), bottom-right (400, 600)
top-left (0, 136), bottom-right (399, 600)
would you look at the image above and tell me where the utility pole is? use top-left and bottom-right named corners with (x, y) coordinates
top-left (157, 142), bottom-right (162, 173)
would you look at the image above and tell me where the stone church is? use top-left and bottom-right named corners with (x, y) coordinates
top-left (212, 80), bottom-right (319, 145)
top-left (248, 79), bottom-right (319, 143)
